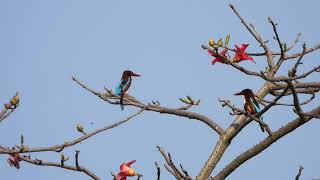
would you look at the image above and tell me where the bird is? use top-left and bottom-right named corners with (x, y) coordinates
top-left (115, 70), bottom-right (141, 110)
top-left (234, 88), bottom-right (265, 132)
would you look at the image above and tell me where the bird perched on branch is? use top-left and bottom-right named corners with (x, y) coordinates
top-left (115, 70), bottom-right (141, 110)
top-left (234, 88), bottom-right (265, 132)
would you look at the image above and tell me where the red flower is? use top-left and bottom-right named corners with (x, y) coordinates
top-left (117, 160), bottom-right (137, 180)
top-left (207, 48), bottom-right (229, 65)
top-left (7, 153), bottom-right (21, 169)
top-left (233, 44), bottom-right (255, 63)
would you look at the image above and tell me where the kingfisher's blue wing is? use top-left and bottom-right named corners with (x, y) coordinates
top-left (250, 98), bottom-right (261, 112)
top-left (115, 81), bottom-right (122, 95)
top-left (250, 98), bottom-right (263, 120)
top-left (115, 79), bottom-right (130, 95)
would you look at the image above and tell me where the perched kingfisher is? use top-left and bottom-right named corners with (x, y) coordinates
top-left (234, 89), bottom-right (265, 132)
top-left (115, 70), bottom-right (141, 110)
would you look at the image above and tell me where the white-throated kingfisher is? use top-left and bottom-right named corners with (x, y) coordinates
top-left (115, 70), bottom-right (141, 110)
top-left (234, 88), bottom-right (265, 132)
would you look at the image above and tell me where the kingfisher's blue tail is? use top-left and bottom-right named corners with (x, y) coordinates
top-left (120, 93), bottom-right (124, 111)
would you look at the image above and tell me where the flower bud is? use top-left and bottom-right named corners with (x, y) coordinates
top-left (4, 103), bottom-right (11, 109)
top-left (76, 124), bottom-right (85, 135)
top-left (209, 39), bottom-right (215, 47)
top-left (217, 39), bottom-right (223, 47)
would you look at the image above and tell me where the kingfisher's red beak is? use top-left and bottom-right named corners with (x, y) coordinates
top-left (234, 92), bottom-right (243, 96)
top-left (131, 72), bottom-right (141, 77)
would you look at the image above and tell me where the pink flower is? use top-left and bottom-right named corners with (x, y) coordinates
top-left (233, 44), bottom-right (255, 63)
top-left (117, 160), bottom-right (137, 180)
top-left (207, 48), bottom-right (229, 65)
top-left (7, 153), bottom-right (21, 169)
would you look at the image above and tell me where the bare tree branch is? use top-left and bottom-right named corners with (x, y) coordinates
top-left (110, 171), bottom-right (117, 180)
top-left (289, 43), bottom-right (306, 78)
top-left (0, 108), bottom-right (146, 154)
top-left (20, 154), bottom-right (100, 180)
top-left (295, 165), bottom-right (304, 180)
top-left (219, 98), bottom-right (273, 136)
top-left (286, 33), bottom-right (301, 52)
top-left (155, 162), bottom-right (161, 180)
top-left (270, 88), bottom-right (319, 96)
top-left (229, 4), bottom-right (268, 52)
top-left (197, 82), bottom-right (272, 179)
top-left (157, 145), bottom-right (192, 180)
top-left (285, 44), bottom-right (320, 60)
top-left (72, 76), bottom-right (224, 135)
top-left (202, 44), bottom-right (319, 84)
top-left (287, 81), bottom-right (305, 120)
top-left (270, 82), bottom-right (320, 91)
top-left (213, 107), bottom-right (320, 180)
top-left (229, 4), bottom-right (273, 69)
top-left (257, 92), bottom-right (315, 107)
top-left (0, 92), bottom-right (19, 123)
top-left (268, 17), bottom-right (284, 60)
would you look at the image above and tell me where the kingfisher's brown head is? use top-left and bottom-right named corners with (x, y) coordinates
top-left (122, 70), bottom-right (141, 78)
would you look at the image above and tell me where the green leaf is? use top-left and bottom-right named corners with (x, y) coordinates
top-left (179, 98), bottom-right (190, 104)
top-left (225, 34), bottom-right (230, 46)
top-left (283, 43), bottom-right (287, 51)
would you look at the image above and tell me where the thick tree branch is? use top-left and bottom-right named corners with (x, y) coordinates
top-left (270, 88), bottom-right (319, 96)
top-left (198, 4), bottom-right (320, 178)
top-left (213, 107), bottom-right (320, 180)
top-left (270, 82), bottom-right (320, 91)
top-left (197, 79), bottom-right (288, 179)
top-left (197, 83), bottom-right (272, 179)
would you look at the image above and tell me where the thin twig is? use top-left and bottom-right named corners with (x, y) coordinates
top-left (286, 33), bottom-right (301, 52)
top-left (0, 92), bottom-right (19, 123)
top-left (20, 155), bottom-right (100, 180)
top-left (268, 17), bottom-right (284, 59)
top-left (0, 108), bottom-right (146, 154)
top-left (295, 165), bottom-right (304, 180)
top-left (155, 162), bottom-right (161, 180)
top-left (257, 93), bottom-right (315, 107)
top-left (229, 4), bottom-right (268, 52)
top-left (156, 145), bottom-right (192, 180)
top-left (285, 44), bottom-right (320, 60)
top-left (287, 81), bottom-right (305, 120)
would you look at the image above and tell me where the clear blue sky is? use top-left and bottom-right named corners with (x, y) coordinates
top-left (0, 0), bottom-right (319, 179)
